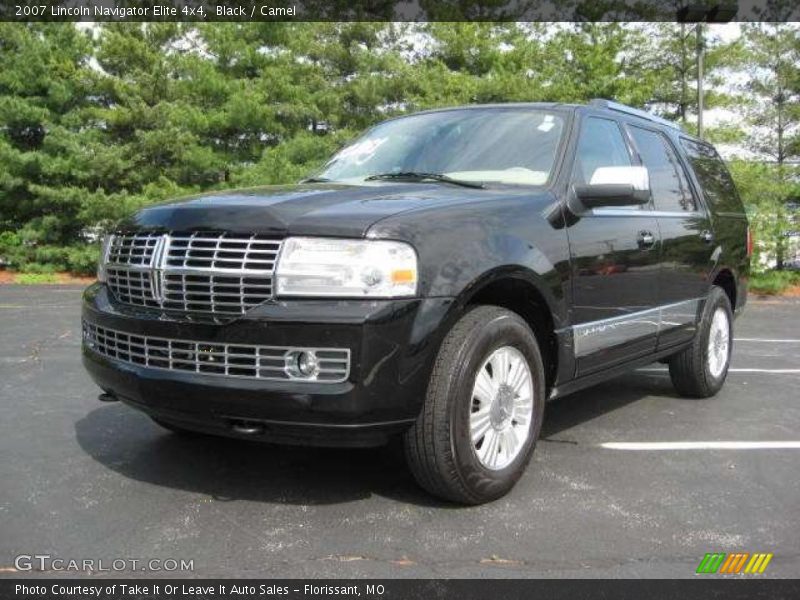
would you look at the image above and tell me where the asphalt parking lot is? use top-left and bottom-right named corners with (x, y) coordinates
top-left (1, 285), bottom-right (798, 578)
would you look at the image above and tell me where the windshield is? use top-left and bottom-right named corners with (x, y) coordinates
top-left (316, 108), bottom-right (565, 186)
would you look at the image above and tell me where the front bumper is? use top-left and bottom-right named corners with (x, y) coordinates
top-left (82, 284), bottom-right (455, 446)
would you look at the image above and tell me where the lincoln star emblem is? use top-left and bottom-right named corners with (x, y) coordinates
top-left (148, 234), bottom-right (170, 306)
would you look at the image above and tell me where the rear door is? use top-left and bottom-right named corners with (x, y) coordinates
top-left (567, 114), bottom-right (662, 376)
top-left (625, 124), bottom-right (713, 349)
top-left (679, 137), bottom-right (750, 314)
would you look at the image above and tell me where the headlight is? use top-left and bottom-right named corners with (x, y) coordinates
top-left (97, 234), bottom-right (114, 283)
top-left (275, 237), bottom-right (418, 298)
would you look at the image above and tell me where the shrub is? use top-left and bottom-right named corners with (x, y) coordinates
top-left (749, 270), bottom-right (800, 295)
top-left (0, 240), bottom-right (98, 275)
top-left (0, 231), bottom-right (20, 252)
top-left (32, 245), bottom-right (69, 268)
top-left (19, 262), bottom-right (57, 274)
top-left (65, 245), bottom-right (99, 275)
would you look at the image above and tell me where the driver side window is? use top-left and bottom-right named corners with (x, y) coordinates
top-left (573, 117), bottom-right (633, 185)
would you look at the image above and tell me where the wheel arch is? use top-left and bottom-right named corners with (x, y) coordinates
top-left (451, 267), bottom-right (564, 392)
top-left (711, 267), bottom-right (737, 311)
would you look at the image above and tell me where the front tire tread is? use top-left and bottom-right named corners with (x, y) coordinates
top-left (404, 305), bottom-right (544, 504)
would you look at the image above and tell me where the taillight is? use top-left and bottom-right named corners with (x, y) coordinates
top-left (746, 227), bottom-right (754, 257)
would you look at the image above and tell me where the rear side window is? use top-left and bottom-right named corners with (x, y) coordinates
top-left (680, 138), bottom-right (742, 213)
top-left (573, 117), bottom-right (632, 184)
top-left (628, 126), bottom-right (696, 212)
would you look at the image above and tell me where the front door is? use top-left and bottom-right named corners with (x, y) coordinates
top-left (566, 115), bottom-right (662, 376)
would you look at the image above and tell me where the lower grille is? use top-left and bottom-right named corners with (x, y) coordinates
top-left (83, 322), bottom-right (350, 383)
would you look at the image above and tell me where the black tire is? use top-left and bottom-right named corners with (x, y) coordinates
top-left (668, 286), bottom-right (733, 398)
top-left (403, 305), bottom-right (546, 505)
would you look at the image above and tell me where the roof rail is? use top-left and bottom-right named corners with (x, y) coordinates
top-left (589, 99), bottom-right (681, 131)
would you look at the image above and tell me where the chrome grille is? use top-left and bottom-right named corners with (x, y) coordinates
top-left (161, 274), bottom-right (272, 314)
top-left (83, 322), bottom-right (351, 383)
top-left (165, 232), bottom-right (280, 272)
top-left (106, 267), bottom-right (160, 308)
top-left (107, 232), bottom-right (161, 267)
top-left (104, 232), bottom-right (281, 318)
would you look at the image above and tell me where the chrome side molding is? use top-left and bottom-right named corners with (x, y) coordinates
top-left (573, 298), bottom-right (703, 358)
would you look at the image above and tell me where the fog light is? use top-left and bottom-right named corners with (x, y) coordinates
top-left (286, 350), bottom-right (319, 379)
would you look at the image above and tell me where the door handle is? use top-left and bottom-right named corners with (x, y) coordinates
top-left (701, 230), bottom-right (714, 244)
top-left (637, 230), bottom-right (656, 248)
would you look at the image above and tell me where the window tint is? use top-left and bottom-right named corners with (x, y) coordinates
top-left (573, 117), bottom-right (632, 184)
top-left (629, 126), bottom-right (696, 212)
top-left (680, 138), bottom-right (742, 213)
top-left (318, 109), bottom-right (565, 185)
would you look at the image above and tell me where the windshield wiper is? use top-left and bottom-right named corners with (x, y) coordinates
top-left (365, 172), bottom-right (486, 189)
top-left (300, 176), bottom-right (333, 183)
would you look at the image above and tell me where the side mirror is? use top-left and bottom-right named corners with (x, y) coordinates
top-left (573, 166), bottom-right (651, 209)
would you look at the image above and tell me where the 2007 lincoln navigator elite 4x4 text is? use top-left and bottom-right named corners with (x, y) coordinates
top-left (82, 100), bottom-right (750, 504)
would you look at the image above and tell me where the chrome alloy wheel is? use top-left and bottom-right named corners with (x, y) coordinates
top-left (469, 346), bottom-right (534, 470)
top-left (707, 307), bottom-right (730, 378)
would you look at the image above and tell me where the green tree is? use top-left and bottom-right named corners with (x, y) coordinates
top-left (542, 24), bottom-right (656, 106)
top-left (1, 21), bottom-right (798, 276)
top-left (729, 160), bottom-right (798, 270)
top-left (639, 22), bottom-right (743, 126)
top-left (0, 23), bottom-right (96, 244)
top-left (740, 22), bottom-right (800, 169)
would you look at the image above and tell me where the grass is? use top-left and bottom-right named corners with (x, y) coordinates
top-left (0, 271), bottom-right (95, 285)
top-left (749, 270), bottom-right (800, 295)
top-left (13, 273), bottom-right (60, 284)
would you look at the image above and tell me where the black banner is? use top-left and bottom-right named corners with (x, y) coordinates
top-left (1, 0), bottom-right (798, 22)
top-left (3, 579), bottom-right (800, 600)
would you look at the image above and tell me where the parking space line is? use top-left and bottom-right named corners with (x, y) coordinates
top-left (601, 441), bottom-right (800, 450)
top-left (638, 367), bottom-right (800, 374)
top-left (735, 338), bottom-right (800, 343)
top-left (726, 368), bottom-right (800, 373)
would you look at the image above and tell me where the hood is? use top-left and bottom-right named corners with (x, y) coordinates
top-left (126, 182), bottom-right (533, 238)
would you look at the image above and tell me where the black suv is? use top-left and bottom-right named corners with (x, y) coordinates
top-left (82, 100), bottom-right (750, 504)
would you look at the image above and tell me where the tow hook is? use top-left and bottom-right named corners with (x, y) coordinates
top-left (229, 420), bottom-right (265, 435)
top-left (98, 391), bottom-right (118, 403)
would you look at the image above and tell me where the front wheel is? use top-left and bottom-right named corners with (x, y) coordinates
top-left (404, 306), bottom-right (546, 504)
top-left (668, 286), bottom-right (733, 398)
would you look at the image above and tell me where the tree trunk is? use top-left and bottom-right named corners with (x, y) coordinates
top-left (679, 24), bottom-right (688, 123)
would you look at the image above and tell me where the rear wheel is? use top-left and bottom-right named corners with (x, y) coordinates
top-left (404, 306), bottom-right (546, 504)
top-left (668, 286), bottom-right (733, 398)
